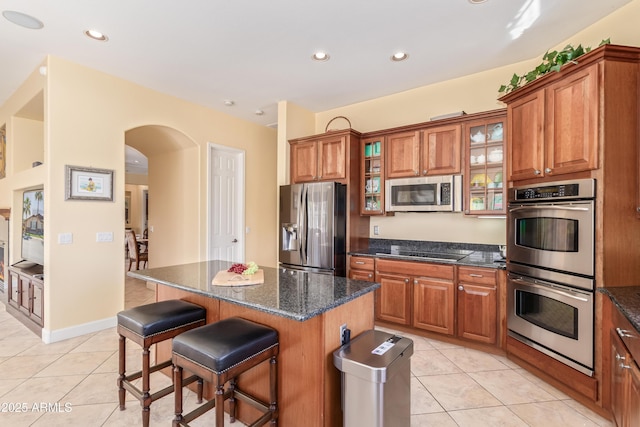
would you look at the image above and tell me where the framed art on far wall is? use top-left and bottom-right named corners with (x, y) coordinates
top-left (65, 165), bottom-right (114, 201)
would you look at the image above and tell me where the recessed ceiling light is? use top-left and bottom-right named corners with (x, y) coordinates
top-left (224, 100), bottom-right (235, 106)
top-left (84, 29), bottom-right (108, 41)
top-left (255, 109), bottom-right (264, 116)
top-left (312, 51), bottom-right (330, 62)
top-left (468, 0), bottom-right (488, 4)
top-left (2, 10), bottom-right (44, 29)
top-left (391, 52), bottom-right (409, 62)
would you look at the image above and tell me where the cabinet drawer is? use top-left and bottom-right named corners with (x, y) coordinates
top-left (350, 256), bottom-right (374, 271)
top-left (458, 266), bottom-right (496, 285)
top-left (376, 258), bottom-right (454, 280)
top-left (613, 305), bottom-right (640, 364)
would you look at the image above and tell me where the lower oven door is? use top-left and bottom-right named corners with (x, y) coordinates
top-left (507, 272), bottom-right (594, 375)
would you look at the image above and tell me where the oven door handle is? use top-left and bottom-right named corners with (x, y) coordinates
top-left (508, 205), bottom-right (590, 213)
top-left (509, 276), bottom-right (590, 302)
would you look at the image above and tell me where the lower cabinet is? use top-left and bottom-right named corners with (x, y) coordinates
top-left (348, 256), bottom-right (375, 282)
top-left (375, 262), bottom-right (413, 325)
top-left (374, 258), bottom-right (499, 345)
top-left (609, 305), bottom-right (640, 427)
top-left (8, 266), bottom-right (44, 327)
top-left (457, 266), bottom-right (497, 344)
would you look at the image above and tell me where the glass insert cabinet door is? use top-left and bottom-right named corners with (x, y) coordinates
top-left (361, 138), bottom-right (384, 215)
top-left (465, 118), bottom-right (506, 215)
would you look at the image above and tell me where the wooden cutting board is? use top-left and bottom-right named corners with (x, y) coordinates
top-left (212, 269), bottom-right (264, 286)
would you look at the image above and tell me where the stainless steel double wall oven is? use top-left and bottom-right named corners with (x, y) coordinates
top-left (507, 178), bottom-right (596, 376)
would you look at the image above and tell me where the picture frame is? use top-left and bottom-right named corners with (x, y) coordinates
top-left (65, 165), bottom-right (114, 201)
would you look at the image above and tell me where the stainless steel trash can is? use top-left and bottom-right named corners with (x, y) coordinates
top-left (333, 329), bottom-right (414, 427)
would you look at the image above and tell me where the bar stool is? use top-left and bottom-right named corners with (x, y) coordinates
top-left (172, 317), bottom-right (279, 427)
top-left (117, 300), bottom-right (207, 427)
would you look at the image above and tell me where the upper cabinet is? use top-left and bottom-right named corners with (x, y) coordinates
top-left (503, 62), bottom-right (599, 182)
top-left (421, 124), bottom-right (462, 176)
top-left (386, 125), bottom-right (461, 178)
top-left (464, 115), bottom-right (506, 215)
top-left (289, 129), bottom-right (360, 184)
top-left (385, 131), bottom-right (420, 178)
top-left (360, 137), bottom-right (385, 215)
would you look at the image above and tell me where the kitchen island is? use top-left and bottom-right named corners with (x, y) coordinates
top-left (128, 260), bottom-right (379, 427)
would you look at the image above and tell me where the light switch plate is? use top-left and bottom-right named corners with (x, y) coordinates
top-left (96, 232), bottom-right (114, 242)
top-left (58, 233), bottom-right (73, 244)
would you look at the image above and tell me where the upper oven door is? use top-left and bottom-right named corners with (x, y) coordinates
top-left (507, 200), bottom-right (594, 277)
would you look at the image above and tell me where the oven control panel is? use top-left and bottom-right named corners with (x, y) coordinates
top-left (510, 178), bottom-right (595, 202)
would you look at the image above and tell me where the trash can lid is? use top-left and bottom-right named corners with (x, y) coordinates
top-left (333, 329), bottom-right (414, 383)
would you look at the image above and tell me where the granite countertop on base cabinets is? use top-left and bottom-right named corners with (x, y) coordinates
top-left (128, 260), bottom-right (379, 322)
top-left (600, 286), bottom-right (640, 333)
top-left (350, 239), bottom-right (506, 270)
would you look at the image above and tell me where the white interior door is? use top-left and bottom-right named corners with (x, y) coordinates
top-left (208, 143), bottom-right (245, 262)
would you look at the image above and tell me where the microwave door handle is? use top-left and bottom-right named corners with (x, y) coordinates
top-left (508, 205), bottom-right (590, 213)
top-left (509, 276), bottom-right (590, 302)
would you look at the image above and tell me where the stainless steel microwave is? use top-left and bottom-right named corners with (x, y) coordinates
top-left (385, 175), bottom-right (462, 212)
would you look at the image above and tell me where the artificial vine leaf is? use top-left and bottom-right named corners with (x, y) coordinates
top-left (499, 38), bottom-right (611, 94)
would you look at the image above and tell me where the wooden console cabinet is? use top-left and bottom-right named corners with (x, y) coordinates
top-left (8, 265), bottom-right (44, 333)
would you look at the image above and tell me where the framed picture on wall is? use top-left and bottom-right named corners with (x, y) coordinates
top-left (65, 165), bottom-right (114, 201)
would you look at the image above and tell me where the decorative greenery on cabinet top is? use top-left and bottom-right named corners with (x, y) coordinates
top-left (498, 38), bottom-right (611, 95)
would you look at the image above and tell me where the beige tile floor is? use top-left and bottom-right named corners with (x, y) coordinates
top-left (0, 272), bottom-right (614, 426)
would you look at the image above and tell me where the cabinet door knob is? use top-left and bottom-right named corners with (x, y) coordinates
top-left (544, 168), bottom-right (552, 174)
top-left (458, 285), bottom-right (464, 291)
top-left (534, 169), bottom-right (541, 175)
top-left (368, 273), bottom-right (372, 278)
top-left (423, 170), bottom-right (427, 175)
top-left (404, 278), bottom-right (409, 283)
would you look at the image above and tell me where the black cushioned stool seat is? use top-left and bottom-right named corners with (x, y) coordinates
top-left (172, 317), bottom-right (279, 427)
top-left (117, 300), bottom-right (206, 427)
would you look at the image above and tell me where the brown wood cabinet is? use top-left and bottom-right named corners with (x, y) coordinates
top-left (348, 255), bottom-right (375, 282)
top-left (421, 124), bottom-right (462, 176)
top-left (8, 266), bottom-right (44, 328)
top-left (457, 266), bottom-right (497, 344)
top-left (413, 269), bottom-right (455, 335)
top-left (504, 64), bottom-right (598, 181)
top-left (290, 130), bottom-right (357, 184)
top-left (604, 296), bottom-right (640, 426)
top-left (463, 114), bottom-right (507, 215)
top-left (360, 137), bottom-right (385, 215)
top-left (386, 125), bottom-right (461, 178)
top-left (374, 259), bottom-right (413, 325)
top-left (385, 131), bottom-right (420, 178)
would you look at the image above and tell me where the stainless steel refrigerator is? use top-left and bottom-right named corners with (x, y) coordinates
top-left (279, 182), bottom-right (347, 276)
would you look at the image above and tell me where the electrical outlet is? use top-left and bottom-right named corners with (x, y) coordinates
top-left (339, 323), bottom-right (347, 344)
top-left (373, 225), bottom-right (379, 235)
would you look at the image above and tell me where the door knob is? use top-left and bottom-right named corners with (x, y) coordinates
top-left (544, 168), bottom-right (552, 173)
top-left (232, 239), bottom-right (238, 243)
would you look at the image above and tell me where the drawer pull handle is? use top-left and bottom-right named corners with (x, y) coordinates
top-left (617, 328), bottom-right (634, 338)
top-left (620, 362), bottom-right (631, 370)
top-left (355, 261), bottom-right (365, 265)
top-left (469, 274), bottom-right (483, 278)
top-left (616, 354), bottom-right (626, 362)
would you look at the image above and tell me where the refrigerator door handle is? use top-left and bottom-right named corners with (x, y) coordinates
top-left (302, 185), bottom-right (309, 263)
top-left (298, 185), bottom-right (306, 263)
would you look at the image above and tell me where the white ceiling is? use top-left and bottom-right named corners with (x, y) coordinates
top-left (0, 0), bottom-right (632, 130)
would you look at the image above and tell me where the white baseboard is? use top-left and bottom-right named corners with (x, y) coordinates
top-left (42, 316), bottom-right (117, 344)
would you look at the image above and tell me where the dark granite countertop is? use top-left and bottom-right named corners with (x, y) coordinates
top-left (128, 260), bottom-right (379, 322)
top-left (349, 238), bottom-right (506, 270)
top-left (599, 287), bottom-right (640, 332)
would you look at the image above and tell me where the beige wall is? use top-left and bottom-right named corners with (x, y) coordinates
top-left (0, 56), bottom-right (277, 340)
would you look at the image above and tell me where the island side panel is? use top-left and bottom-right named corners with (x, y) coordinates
top-left (322, 291), bottom-right (375, 427)
top-left (219, 300), bottom-right (325, 427)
